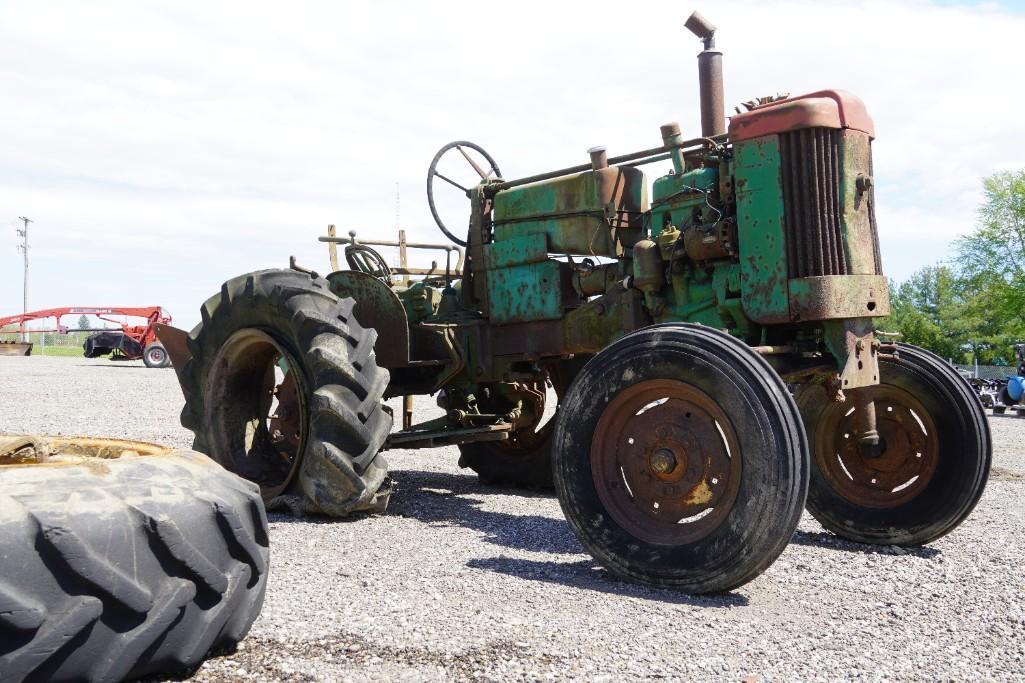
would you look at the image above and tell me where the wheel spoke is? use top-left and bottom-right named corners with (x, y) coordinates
top-left (432, 170), bottom-right (470, 195)
top-left (456, 144), bottom-right (490, 179)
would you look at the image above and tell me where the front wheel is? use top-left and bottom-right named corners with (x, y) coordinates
top-left (796, 343), bottom-right (991, 546)
top-left (553, 324), bottom-right (809, 594)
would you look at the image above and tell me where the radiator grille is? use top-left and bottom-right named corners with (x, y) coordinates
top-left (868, 152), bottom-right (883, 275)
top-left (780, 128), bottom-right (848, 279)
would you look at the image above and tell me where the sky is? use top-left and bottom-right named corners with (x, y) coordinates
top-left (1, 0), bottom-right (1024, 330)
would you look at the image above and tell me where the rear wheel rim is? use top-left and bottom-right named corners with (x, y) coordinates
top-left (147, 348), bottom-right (166, 365)
top-left (204, 329), bottom-right (306, 499)
top-left (812, 385), bottom-right (939, 508)
top-left (591, 379), bottom-right (742, 545)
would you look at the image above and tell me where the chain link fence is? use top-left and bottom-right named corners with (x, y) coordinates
top-left (0, 330), bottom-right (93, 356)
top-left (954, 364), bottom-right (1015, 380)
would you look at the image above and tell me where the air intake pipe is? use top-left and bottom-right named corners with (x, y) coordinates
top-left (684, 11), bottom-right (725, 137)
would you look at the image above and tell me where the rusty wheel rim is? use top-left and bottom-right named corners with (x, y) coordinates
top-left (206, 329), bottom-right (306, 499)
top-left (591, 379), bottom-right (742, 545)
top-left (812, 385), bottom-right (939, 508)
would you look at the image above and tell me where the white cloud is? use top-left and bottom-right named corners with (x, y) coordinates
top-left (1, 0), bottom-right (1023, 327)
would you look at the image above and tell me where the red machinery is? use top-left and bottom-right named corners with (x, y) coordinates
top-left (0, 307), bottom-right (173, 368)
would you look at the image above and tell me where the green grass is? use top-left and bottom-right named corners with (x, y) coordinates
top-left (31, 346), bottom-right (86, 357)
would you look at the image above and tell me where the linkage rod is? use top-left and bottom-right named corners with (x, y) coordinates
top-left (486, 134), bottom-right (726, 194)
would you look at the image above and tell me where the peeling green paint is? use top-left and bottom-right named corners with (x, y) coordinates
top-left (482, 233), bottom-right (548, 270)
top-left (486, 260), bottom-right (564, 324)
top-left (734, 136), bottom-right (790, 323)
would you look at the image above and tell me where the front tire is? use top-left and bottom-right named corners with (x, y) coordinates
top-left (553, 324), bottom-right (809, 594)
top-left (179, 269), bottom-right (393, 516)
top-left (797, 343), bottom-right (991, 546)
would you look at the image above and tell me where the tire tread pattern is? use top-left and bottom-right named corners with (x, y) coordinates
top-left (177, 268), bottom-right (392, 516)
top-left (0, 450), bottom-right (269, 683)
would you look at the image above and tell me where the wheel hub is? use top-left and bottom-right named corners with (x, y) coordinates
top-left (649, 448), bottom-right (679, 475)
top-left (592, 379), bottom-right (741, 545)
top-left (204, 329), bottom-right (307, 500)
top-left (813, 386), bottom-right (939, 508)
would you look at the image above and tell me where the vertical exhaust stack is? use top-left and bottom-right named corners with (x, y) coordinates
top-left (684, 11), bottom-right (725, 137)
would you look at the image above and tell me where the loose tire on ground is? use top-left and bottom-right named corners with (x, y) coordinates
top-left (143, 342), bottom-right (171, 368)
top-left (797, 343), bottom-right (991, 546)
top-left (553, 324), bottom-right (809, 594)
top-left (179, 268), bottom-right (393, 516)
top-left (458, 358), bottom-right (588, 489)
top-left (0, 439), bottom-right (269, 683)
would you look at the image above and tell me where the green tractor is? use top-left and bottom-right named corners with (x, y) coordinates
top-left (159, 12), bottom-right (990, 593)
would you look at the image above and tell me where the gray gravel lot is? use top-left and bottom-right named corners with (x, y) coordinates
top-left (2, 356), bottom-right (1023, 682)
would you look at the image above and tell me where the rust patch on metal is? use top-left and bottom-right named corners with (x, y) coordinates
top-left (153, 323), bottom-right (192, 386)
top-left (590, 379), bottom-right (742, 545)
top-left (810, 384), bottom-right (939, 508)
top-left (0, 434), bottom-right (170, 467)
top-left (326, 270), bottom-right (410, 368)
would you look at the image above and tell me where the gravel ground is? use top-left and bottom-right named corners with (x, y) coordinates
top-left (2, 356), bottom-right (1023, 682)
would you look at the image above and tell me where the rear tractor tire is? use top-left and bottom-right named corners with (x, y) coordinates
top-left (179, 268), bottom-right (393, 516)
top-left (796, 343), bottom-right (991, 546)
top-left (553, 324), bottom-right (809, 594)
top-left (0, 437), bottom-right (268, 683)
top-left (143, 342), bottom-right (171, 368)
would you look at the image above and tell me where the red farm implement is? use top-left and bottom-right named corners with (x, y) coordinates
top-left (0, 307), bottom-right (173, 367)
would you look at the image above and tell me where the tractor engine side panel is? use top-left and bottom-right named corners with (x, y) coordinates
top-left (491, 166), bottom-right (648, 257)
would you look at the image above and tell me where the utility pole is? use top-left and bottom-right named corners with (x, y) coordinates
top-left (16, 217), bottom-right (31, 342)
top-left (394, 182), bottom-right (400, 231)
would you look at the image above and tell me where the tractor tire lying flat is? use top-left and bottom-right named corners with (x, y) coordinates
top-left (0, 436), bottom-right (269, 683)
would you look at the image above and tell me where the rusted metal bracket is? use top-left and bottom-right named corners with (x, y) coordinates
top-left (152, 323), bottom-right (193, 383)
top-left (823, 318), bottom-right (880, 391)
top-left (0, 435), bottom-right (47, 463)
top-left (288, 255), bottom-right (318, 277)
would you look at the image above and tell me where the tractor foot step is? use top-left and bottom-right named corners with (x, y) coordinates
top-left (385, 423), bottom-right (511, 450)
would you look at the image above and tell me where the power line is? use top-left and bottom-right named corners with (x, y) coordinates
top-left (16, 216), bottom-right (31, 342)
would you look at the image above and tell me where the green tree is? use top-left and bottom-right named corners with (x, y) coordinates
top-left (883, 170), bottom-right (1025, 364)
top-left (77, 315), bottom-right (90, 330)
top-left (953, 169), bottom-right (1025, 360)
top-left (885, 265), bottom-right (968, 361)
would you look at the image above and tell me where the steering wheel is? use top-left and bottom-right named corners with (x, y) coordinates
top-left (427, 141), bottom-right (502, 247)
top-left (345, 243), bottom-right (392, 282)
